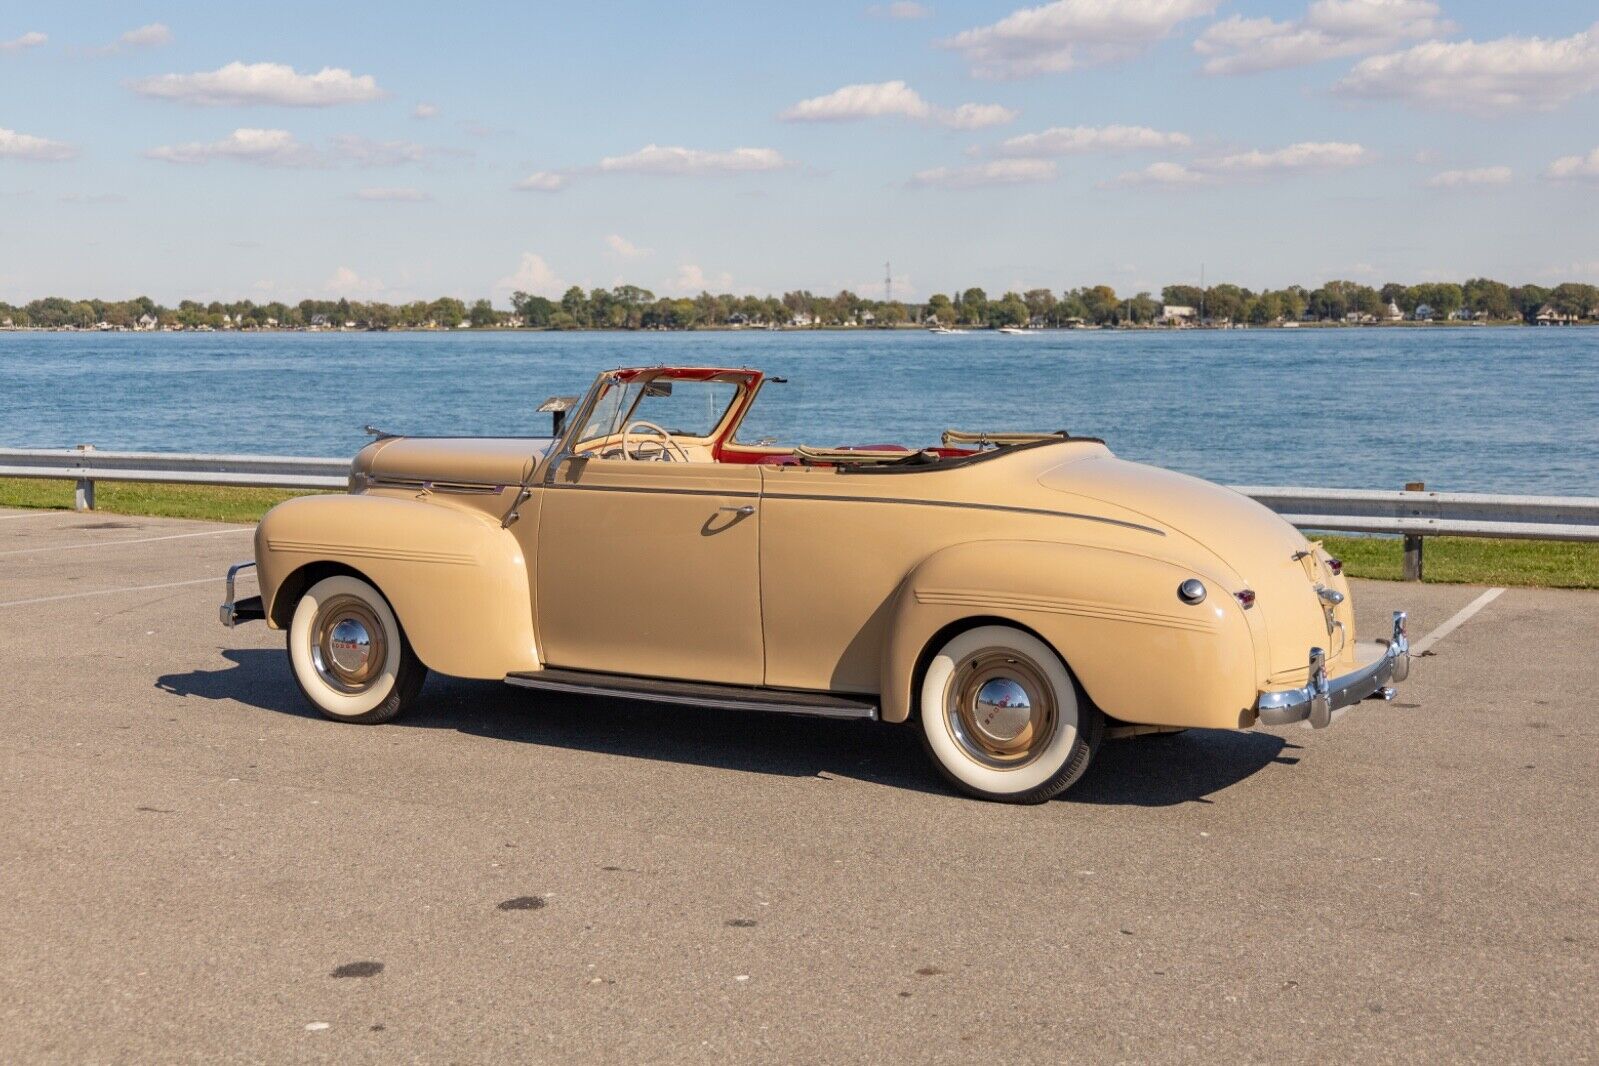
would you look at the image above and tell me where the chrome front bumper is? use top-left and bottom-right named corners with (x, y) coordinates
top-left (218, 561), bottom-right (264, 627)
top-left (1257, 611), bottom-right (1410, 729)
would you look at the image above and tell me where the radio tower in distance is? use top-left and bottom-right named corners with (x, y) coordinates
top-left (884, 261), bottom-right (893, 303)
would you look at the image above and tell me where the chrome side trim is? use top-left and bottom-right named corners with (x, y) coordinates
top-left (265, 539), bottom-right (476, 566)
top-left (505, 669), bottom-right (878, 721)
top-left (764, 492), bottom-right (1165, 536)
top-left (540, 480), bottom-right (1163, 536)
top-left (1257, 611), bottom-right (1410, 728)
top-left (368, 476), bottom-right (506, 495)
top-left (543, 482), bottom-right (761, 500)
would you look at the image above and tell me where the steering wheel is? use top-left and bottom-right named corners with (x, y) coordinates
top-left (621, 419), bottom-right (690, 462)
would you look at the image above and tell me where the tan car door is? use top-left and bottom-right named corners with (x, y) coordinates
top-left (534, 456), bottom-right (764, 685)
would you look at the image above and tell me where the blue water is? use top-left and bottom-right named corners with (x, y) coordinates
top-left (1, 328), bottom-right (1595, 494)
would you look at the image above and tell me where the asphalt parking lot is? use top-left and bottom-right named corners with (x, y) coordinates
top-left (1, 506), bottom-right (1595, 1063)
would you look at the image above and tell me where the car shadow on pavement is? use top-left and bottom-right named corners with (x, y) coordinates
top-left (1068, 731), bottom-right (1295, 806)
top-left (156, 651), bottom-right (1292, 806)
top-left (155, 648), bottom-right (320, 719)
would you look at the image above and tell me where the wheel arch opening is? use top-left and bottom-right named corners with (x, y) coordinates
top-left (270, 560), bottom-right (376, 629)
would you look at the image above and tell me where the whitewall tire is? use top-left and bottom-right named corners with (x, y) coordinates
top-left (288, 574), bottom-right (425, 724)
top-left (918, 625), bottom-right (1102, 803)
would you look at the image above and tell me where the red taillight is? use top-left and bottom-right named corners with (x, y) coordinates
top-left (1326, 557), bottom-right (1343, 576)
top-left (1235, 590), bottom-right (1256, 609)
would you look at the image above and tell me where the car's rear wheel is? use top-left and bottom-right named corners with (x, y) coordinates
top-left (288, 574), bottom-right (425, 724)
top-left (918, 625), bottom-right (1102, 803)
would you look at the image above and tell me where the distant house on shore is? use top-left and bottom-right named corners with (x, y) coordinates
top-left (1535, 304), bottom-right (1577, 325)
top-left (1159, 305), bottom-right (1197, 326)
top-left (1385, 300), bottom-right (1403, 321)
top-left (1412, 303), bottom-right (1435, 321)
top-left (789, 311), bottom-right (816, 327)
top-left (136, 313), bottom-right (158, 331)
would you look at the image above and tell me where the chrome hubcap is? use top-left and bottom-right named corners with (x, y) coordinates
top-left (945, 650), bottom-right (1057, 770)
top-left (311, 595), bottom-right (387, 693)
top-left (328, 618), bottom-right (372, 675)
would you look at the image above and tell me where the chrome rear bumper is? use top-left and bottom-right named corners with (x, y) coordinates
top-left (1257, 611), bottom-right (1410, 729)
top-left (219, 561), bottom-right (264, 627)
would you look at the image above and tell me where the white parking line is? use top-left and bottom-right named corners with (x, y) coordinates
top-left (0, 510), bottom-right (84, 521)
top-left (1412, 588), bottom-right (1505, 656)
top-left (0, 576), bottom-right (222, 608)
top-left (0, 528), bottom-right (249, 557)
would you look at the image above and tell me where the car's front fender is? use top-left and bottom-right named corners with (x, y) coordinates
top-left (879, 539), bottom-right (1259, 728)
top-left (256, 494), bottom-right (538, 679)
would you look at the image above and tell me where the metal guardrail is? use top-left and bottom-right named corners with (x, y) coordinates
top-left (0, 446), bottom-right (349, 510)
top-left (3, 446), bottom-right (1595, 578)
top-left (1233, 485), bottom-right (1599, 541)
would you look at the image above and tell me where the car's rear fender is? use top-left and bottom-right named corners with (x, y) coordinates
top-left (880, 540), bottom-right (1259, 729)
top-left (256, 494), bottom-right (538, 679)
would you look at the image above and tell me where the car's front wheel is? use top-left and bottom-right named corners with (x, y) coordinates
top-left (918, 625), bottom-right (1102, 803)
top-left (288, 574), bottom-right (425, 724)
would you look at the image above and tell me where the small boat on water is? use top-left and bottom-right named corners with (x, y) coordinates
top-left (928, 325), bottom-right (969, 335)
top-left (996, 326), bottom-right (1030, 335)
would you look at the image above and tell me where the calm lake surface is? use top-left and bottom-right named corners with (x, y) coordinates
top-left (2, 327), bottom-right (1595, 494)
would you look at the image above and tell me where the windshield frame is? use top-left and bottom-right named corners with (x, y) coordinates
top-left (544, 367), bottom-right (764, 475)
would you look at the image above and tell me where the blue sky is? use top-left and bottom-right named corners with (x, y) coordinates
top-left (2, 0), bottom-right (1597, 304)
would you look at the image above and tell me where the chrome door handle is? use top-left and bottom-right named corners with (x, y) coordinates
top-left (719, 505), bottom-right (755, 516)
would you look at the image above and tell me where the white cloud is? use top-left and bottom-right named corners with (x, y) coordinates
top-left (999, 123), bottom-right (1191, 155)
top-left (1213, 141), bottom-right (1370, 171)
top-left (780, 80), bottom-right (1016, 128)
top-left (1425, 165), bottom-right (1512, 188)
top-left (129, 61), bottom-right (385, 107)
top-left (1195, 0), bottom-right (1449, 75)
top-left (324, 266), bottom-right (388, 299)
top-left (495, 253), bottom-right (566, 298)
top-left (668, 263), bottom-right (735, 294)
top-left (1336, 25), bottom-right (1599, 111)
top-left (598, 144), bottom-right (791, 175)
top-left (145, 128), bottom-right (318, 167)
top-left (943, 0), bottom-right (1218, 79)
top-left (354, 186), bottom-right (432, 202)
top-left (781, 80), bottom-right (932, 122)
top-left (412, 102), bottom-right (440, 119)
top-left (119, 23), bottom-right (172, 48)
top-left (1113, 141), bottom-right (1370, 185)
top-left (146, 129), bottom-right (442, 169)
top-left (0, 127), bottom-right (77, 161)
top-left (1, 31), bottom-right (47, 53)
top-left (867, 2), bottom-right (932, 18)
top-left (330, 135), bottom-right (433, 167)
top-left (909, 158), bottom-right (1057, 188)
top-left (514, 170), bottom-right (567, 192)
top-left (1112, 160), bottom-right (1209, 185)
top-left (937, 102), bottom-right (1020, 129)
top-left (606, 233), bottom-right (651, 259)
top-left (1547, 147), bottom-right (1599, 180)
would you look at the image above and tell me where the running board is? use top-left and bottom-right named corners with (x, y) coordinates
top-left (504, 668), bottom-right (878, 721)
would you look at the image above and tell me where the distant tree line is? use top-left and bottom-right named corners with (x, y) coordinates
top-left (4, 279), bottom-right (1597, 332)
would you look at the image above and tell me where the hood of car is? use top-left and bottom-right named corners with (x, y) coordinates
top-left (359, 436), bottom-right (554, 488)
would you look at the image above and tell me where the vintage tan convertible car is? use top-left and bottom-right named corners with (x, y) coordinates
top-left (220, 365), bottom-right (1409, 803)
